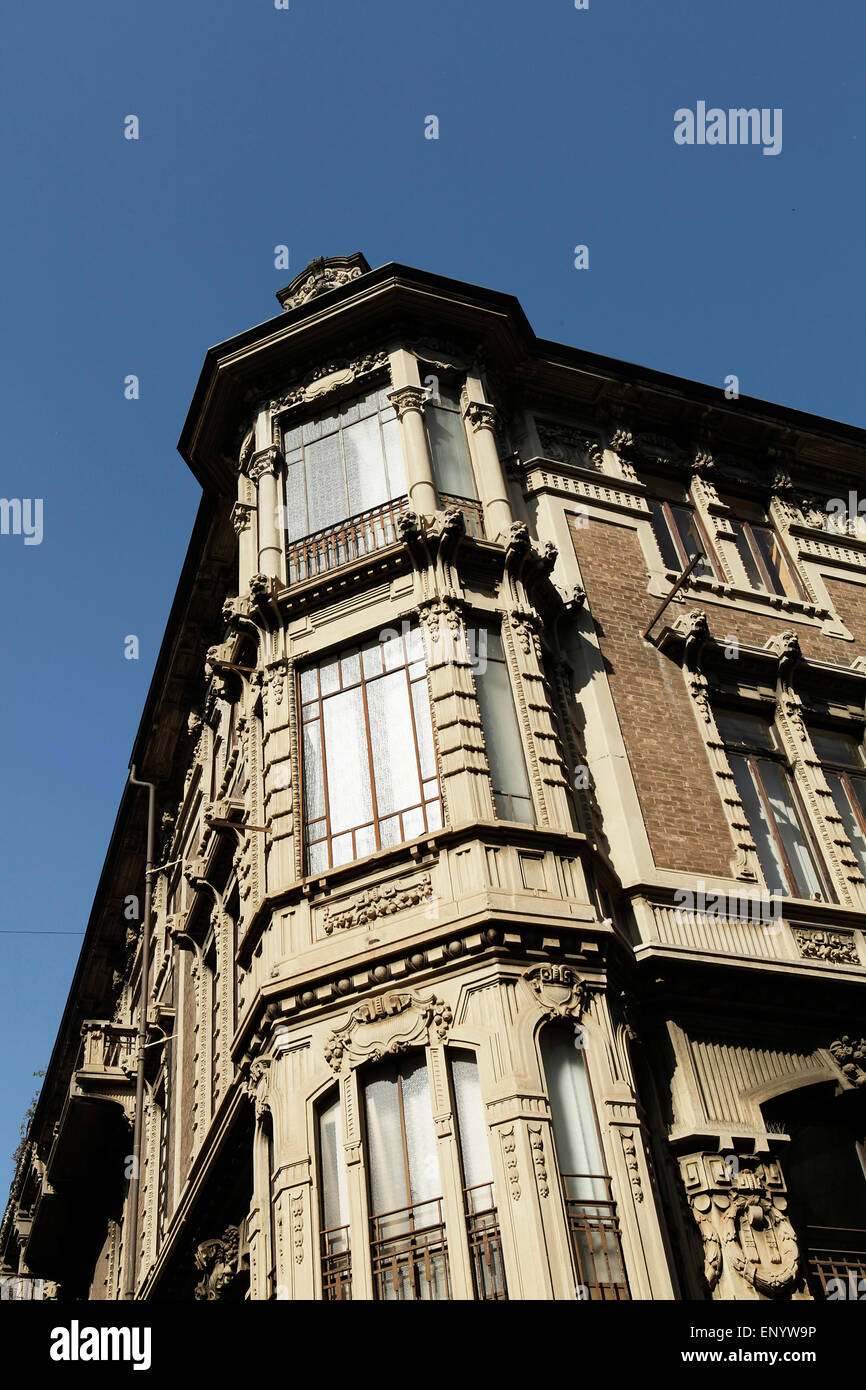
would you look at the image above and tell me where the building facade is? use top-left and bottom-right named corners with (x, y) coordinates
top-left (3, 254), bottom-right (866, 1302)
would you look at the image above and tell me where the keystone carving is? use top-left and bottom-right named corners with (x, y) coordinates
top-left (323, 990), bottom-right (453, 1073)
top-left (524, 964), bottom-right (588, 1020)
top-left (679, 1153), bottom-right (802, 1300)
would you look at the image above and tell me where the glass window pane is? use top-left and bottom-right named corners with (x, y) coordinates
top-left (732, 522), bottom-right (768, 592)
top-left (451, 1051), bottom-right (492, 1190)
top-left (827, 773), bottom-right (866, 880)
top-left (319, 658), bottom-right (341, 697)
top-left (382, 417), bottom-right (407, 497)
top-left (300, 667), bottom-right (319, 703)
top-left (340, 651), bottom-right (361, 686)
top-left (305, 434), bottom-right (347, 534)
top-left (410, 680), bottom-right (437, 782)
top-left (302, 719), bottom-right (326, 823)
top-left (716, 712), bottom-right (774, 751)
top-left (331, 831), bottom-right (354, 866)
top-left (540, 1028), bottom-right (607, 1203)
top-left (403, 806), bottom-right (425, 839)
top-left (361, 641), bottom-right (384, 678)
top-left (367, 670), bottom-right (422, 815)
top-left (753, 526), bottom-right (800, 598)
top-left (426, 406), bottom-right (477, 497)
top-left (475, 652), bottom-right (532, 812)
top-left (425, 800), bottom-right (443, 832)
top-left (322, 686), bottom-right (374, 834)
top-left (284, 461), bottom-right (309, 542)
top-left (649, 501), bottom-right (681, 571)
top-left (400, 1055), bottom-right (441, 1211)
top-left (365, 1062), bottom-right (408, 1216)
top-left (757, 758), bottom-right (824, 899)
top-left (728, 754), bottom-right (787, 895)
top-left (812, 730), bottom-right (864, 768)
top-left (379, 814), bottom-right (402, 847)
top-left (319, 1093), bottom-right (350, 1233)
top-left (355, 823), bottom-right (376, 858)
top-left (671, 505), bottom-right (714, 578)
top-left (344, 415), bottom-right (388, 515)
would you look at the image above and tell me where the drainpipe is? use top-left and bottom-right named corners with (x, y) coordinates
top-left (122, 765), bottom-right (157, 1300)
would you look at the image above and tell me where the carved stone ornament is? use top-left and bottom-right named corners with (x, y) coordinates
top-left (536, 419), bottom-right (601, 468)
top-left (193, 1225), bottom-right (242, 1301)
top-left (322, 872), bottom-right (432, 935)
top-left (793, 927), bottom-right (859, 965)
top-left (245, 1057), bottom-right (272, 1117)
top-left (524, 964), bottom-right (588, 1020)
top-left (829, 1035), bottom-right (866, 1088)
top-left (679, 1153), bottom-right (801, 1299)
top-left (269, 345), bottom-right (388, 416)
top-left (276, 253), bottom-right (370, 312)
top-left (323, 990), bottom-right (453, 1073)
top-left (464, 400), bottom-right (497, 433)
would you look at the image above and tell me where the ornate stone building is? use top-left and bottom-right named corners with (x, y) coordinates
top-left (3, 254), bottom-right (865, 1302)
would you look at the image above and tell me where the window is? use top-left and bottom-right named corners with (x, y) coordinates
top-left (282, 387), bottom-right (407, 544)
top-left (730, 519), bottom-right (805, 599)
top-left (474, 628), bottom-right (534, 823)
top-left (421, 372), bottom-right (477, 502)
top-left (649, 499), bottom-right (717, 579)
top-left (451, 1050), bottom-right (507, 1300)
top-left (540, 1026), bottom-right (629, 1299)
top-left (717, 712), bottom-right (830, 899)
top-left (811, 729), bottom-right (866, 881)
top-left (364, 1054), bottom-right (450, 1300)
top-left (318, 1090), bottom-right (352, 1300)
top-left (300, 626), bottom-right (443, 874)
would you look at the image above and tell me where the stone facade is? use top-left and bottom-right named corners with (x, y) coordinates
top-left (2, 256), bottom-right (865, 1302)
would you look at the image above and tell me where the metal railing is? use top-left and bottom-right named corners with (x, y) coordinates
top-left (806, 1227), bottom-right (866, 1298)
top-left (286, 496), bottom-right (409, 584)
top-left (320, 1224), bottom-right (352, 1301)
top-left (464, 1182), bottom-right (507, 1300)
top-left (562, 1174), bottom-right (630, 1300)
top-left (370, 1198), bottom-right (450, 1301)
top-left (439, 493), bottom-right (486, 539)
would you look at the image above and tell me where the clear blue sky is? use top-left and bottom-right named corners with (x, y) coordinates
top-left (1, 0), bottom-right (863, 1190)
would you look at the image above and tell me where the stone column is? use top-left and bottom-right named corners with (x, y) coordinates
top-left (463, 391), bottom-right (513, 542)
top-left (249, 436), bottom-right (285, 583)
top-left (428, 1044), bottom-right (475, 1299)
top-left (389, 385), bottom-right (438, 516)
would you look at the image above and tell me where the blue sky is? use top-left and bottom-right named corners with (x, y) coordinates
top-left (0, 0), bottom-right (863, 1189)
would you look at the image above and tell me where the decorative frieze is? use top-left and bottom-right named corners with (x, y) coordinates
top-left (793, 927), bottom-right (860, 965)
top-left (828, 1035), bottom-right (866, 1088)
top-left (321, 871), bottom-right (432, 935)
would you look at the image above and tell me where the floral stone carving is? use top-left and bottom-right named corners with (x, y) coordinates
top-left (324, 989), bottom-right (452, 1072)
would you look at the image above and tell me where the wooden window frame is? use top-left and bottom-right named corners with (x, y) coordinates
top-left (730, 517), bottom-right (806, 599)
top-left (649, 497), bottom-right (719, 579)
top-left (299, 629), bottom-right (444, 875)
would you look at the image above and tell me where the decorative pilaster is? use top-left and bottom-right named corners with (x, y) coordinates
top-left (419, 597), bottom-right (496, 825)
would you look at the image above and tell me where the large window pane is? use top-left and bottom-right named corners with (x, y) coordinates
top-left (300, 627), bottom-right (444, 871)
top-left (425, 404), bottom-right (477, 498)
top-left (474, 630), bottom-right (533, 823)
top-left (728, 755), bottom-right (788, 896)
top-left (827, 772), bottom-right (866, 879)
top-left (452, 1051), bottom-right (492, 1190)
top-left (758, 759), bottom-right (824, 899)
top-left (540, 1028), bottom-right (607, 1203)
top-left (319, 1092), bottom-right (350, 1236)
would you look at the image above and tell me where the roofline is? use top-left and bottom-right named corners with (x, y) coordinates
top-left (178, 259), bottom-right (865, 465)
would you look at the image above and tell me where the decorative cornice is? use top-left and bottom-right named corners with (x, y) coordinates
top-left (322, 871), bottom-right (432, 935)
top-left (323, 989), bottom-right (453, 1073)
top-left (275, 253), bottom-right (370, 312)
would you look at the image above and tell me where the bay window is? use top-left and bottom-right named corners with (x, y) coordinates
top-left (716, 711), bottom-right (830, 899)
top-left (540, 1026), bottom-right (629, 1299)
top-left (282, 387), bottom-right (408, 580)
top-left (300, 626), bottom-right (443, 874)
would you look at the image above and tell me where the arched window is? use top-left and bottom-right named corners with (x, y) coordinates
top-left (540, 1025), bottom-right (630, 1299)
top-left (451, 1049), bottom-right (507, 1300)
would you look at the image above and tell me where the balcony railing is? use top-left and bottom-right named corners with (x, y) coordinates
top-left (75, 1022), bottom-right (137, 1076)
top-left (320, 1224), bottom-right (352, 1301)
top-left (285, 492), bottom-right (487, 587)
top-left (806, 1227), bottom-right (866, 1299)
top-left (465, 1182), bottom-right (507, 1300)
top-left (439, 493), bottom-right (486, 539)
top-left (286, 496), bottom-right (409, 584)
top-left (370, 1198), bottom-right (450, 1301)
top-left (562, 1174), bottom-right (630, 1300)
